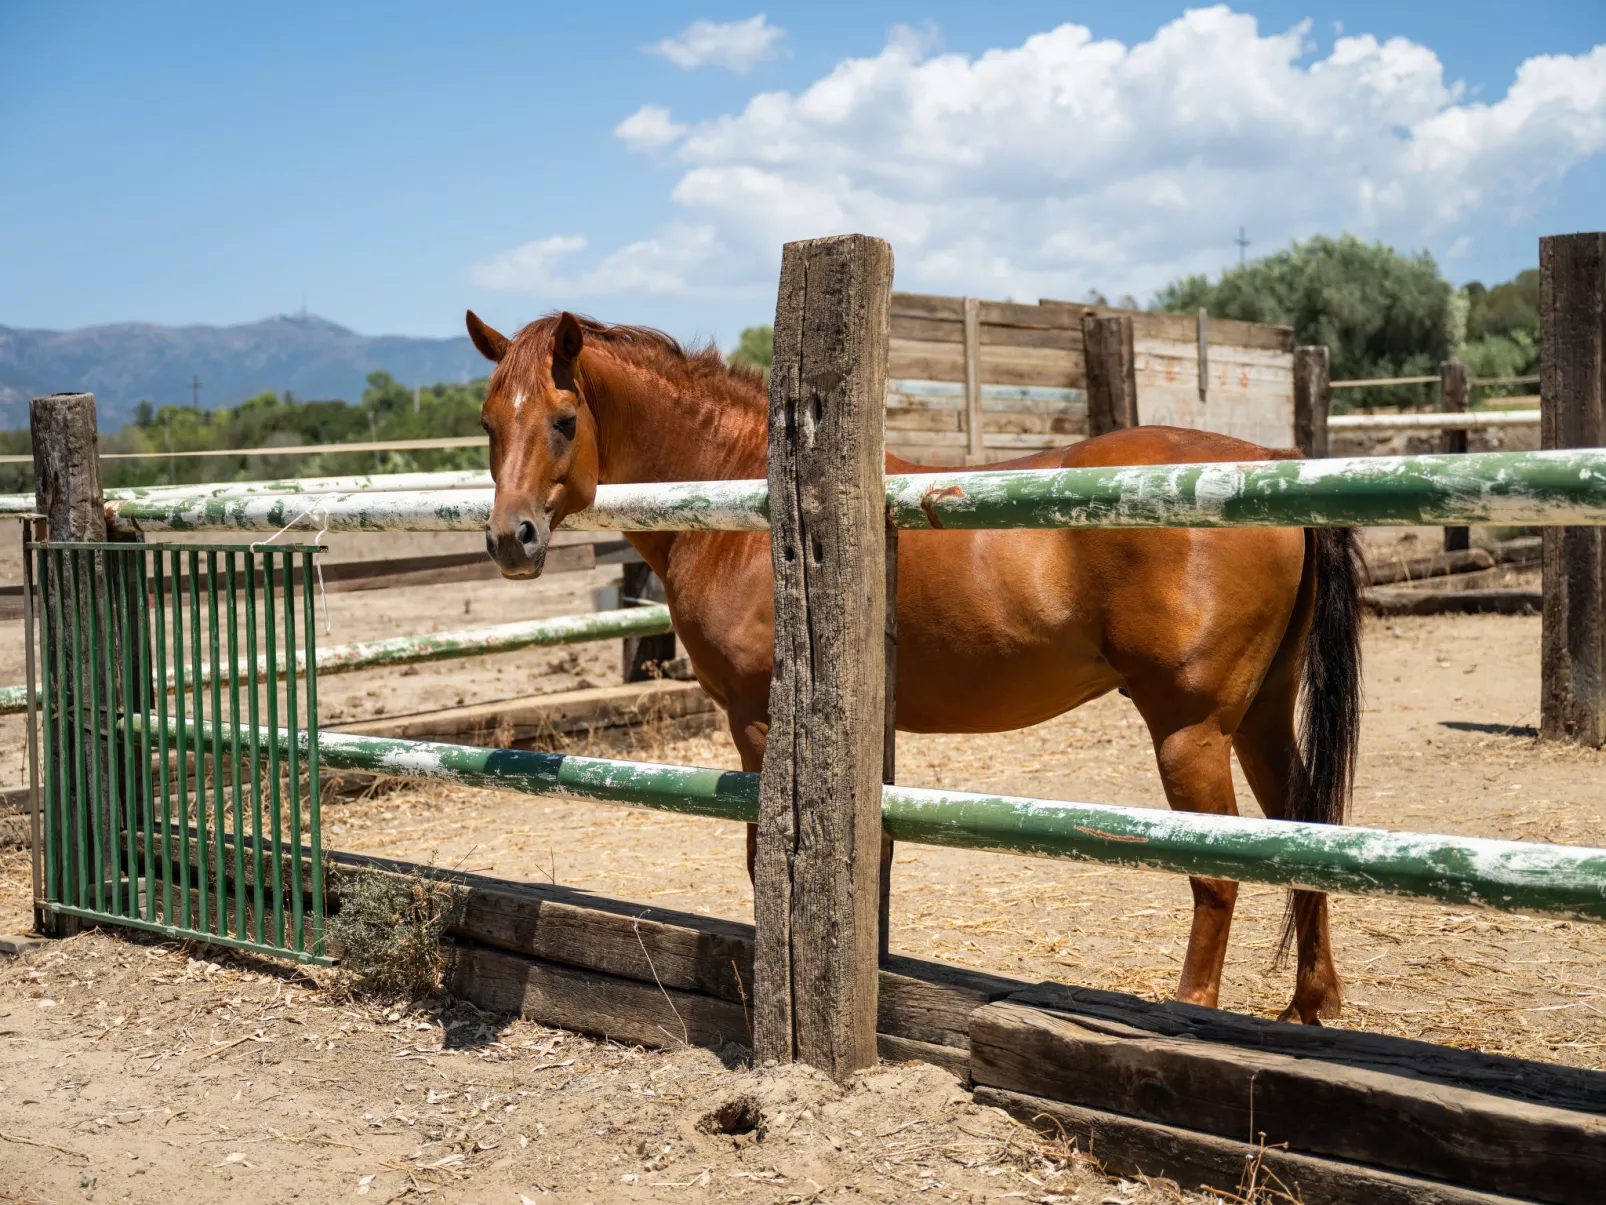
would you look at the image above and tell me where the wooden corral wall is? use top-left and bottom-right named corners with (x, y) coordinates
top-left (887, 293), bottom-right (1296, 463)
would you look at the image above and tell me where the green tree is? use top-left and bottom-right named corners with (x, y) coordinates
top-left (1460, 269), bottom-right (1539, 390)
top-left (728, 325), bottom-right (773, 376)
top-left (1153, 235), bottom-right (1456, 408)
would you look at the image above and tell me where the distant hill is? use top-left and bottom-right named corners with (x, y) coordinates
top-left (0, 313), bottom-right (486, 428)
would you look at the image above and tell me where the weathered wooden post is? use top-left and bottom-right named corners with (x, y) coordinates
top-left (755, 234), bottom-right (893, 1078)
top-left (30, 392), bottom-right (107, 935)
top-left (961, 297), bottom-right (986, 464)
top-left (1441, 360), bottom-right (1471, 551)
top-left (620, 561), bottom-right (676, 681)
top-left (1293, 346), bottom-right (1330, 458)
top-left (1083, 313), bottom-right (1138, 437)
top-left (1540, 232), bottom-right (1606, 746)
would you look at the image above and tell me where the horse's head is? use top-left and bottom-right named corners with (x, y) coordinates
top-left (468, 309), bottom-right (601, 579)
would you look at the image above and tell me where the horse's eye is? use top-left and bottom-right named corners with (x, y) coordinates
top-left (554, 414), bottom-right (577, 441)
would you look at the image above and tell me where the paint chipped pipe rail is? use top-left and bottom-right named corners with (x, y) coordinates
top-left (0, 469), bottom-right (495, 517)
top-left (1327, 411), bottom-right (1540, 431)
top-left (0, 605), bottom-right (673, 716)
top-left (105, 479), bottom-right (773, 534)
top-left (99, 450), bottom-right (1606, 535)
top-left (883, 449), bottom-right (1606, 530)
top-left (150, 725), bottom-right (1606, 921)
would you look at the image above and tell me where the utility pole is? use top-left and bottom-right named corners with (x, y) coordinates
top-left (1234, 226), bottom-right (1251, 266)
top-left (190, 375), bottom-right (203, 411)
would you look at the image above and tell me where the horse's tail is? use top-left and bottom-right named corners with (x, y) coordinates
top-left (1294, 527), bottom-right (1364, 829)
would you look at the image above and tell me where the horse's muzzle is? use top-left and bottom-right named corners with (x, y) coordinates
top-left (487, 515), bottom-right (549, 579)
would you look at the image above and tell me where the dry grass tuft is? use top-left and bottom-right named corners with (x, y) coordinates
top-left (326, 865), bottom-right (465, 1000)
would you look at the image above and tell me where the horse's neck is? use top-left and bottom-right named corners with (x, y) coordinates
top-left (586, 354), bottom-right (767, 485)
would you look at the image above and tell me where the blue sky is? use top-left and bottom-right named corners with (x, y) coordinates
top-left (2, 2), bottom-right (1603, 348)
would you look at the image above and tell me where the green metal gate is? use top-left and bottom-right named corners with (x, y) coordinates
top-left (25, 540), bottom-right (329, 964)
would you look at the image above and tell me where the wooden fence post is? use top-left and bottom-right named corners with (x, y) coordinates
top-left (962, 297), bottom-right (986, 464)
top-left (1441, 360), bottom-right (1471, 551)
top-left (30, 392), bottom-right (106, 935)
top-left (1540, 232), bottom-right (1606, 746)
top-left (1083, 313), bottom-right (1138, 437)
top-left (755, 234), bottom-right (893, 1079)
top-left (620, 562), bottom-right (676, 681)
top-left (1293, 347), bottom-right (1330, 458)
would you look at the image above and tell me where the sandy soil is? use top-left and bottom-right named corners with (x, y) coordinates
top-left (0, 932), bottom-right (1207, 1205)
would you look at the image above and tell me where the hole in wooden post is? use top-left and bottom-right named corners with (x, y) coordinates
top-left (810, 536), bottom-right (823, 565)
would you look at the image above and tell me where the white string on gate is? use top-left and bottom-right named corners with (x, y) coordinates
top-left (249, 504), bottom-right (332, 635)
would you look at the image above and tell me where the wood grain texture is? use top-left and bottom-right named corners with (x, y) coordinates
top-left (976, 1087), bottom-right (1540, 1205)
top-left (1540, 233), bottom-right (1606, 745)
top-left (1007, 982), bottom-right (1606, 1115)
top-left (756, 234), bottom-right (892, 1078)
top-left (876, 1034), bottom-right (969, 1082)
top-left (1294, 345), bottom-right (1332, 457)
top-left (1083, 314), bottom-right (1138, 436)
top-left (449, 943), bottom-right (751, 1051)
top-left (971, 1001), bottom-right (1603, 1205)
top-left (962, 298), bottom-right (985, 463)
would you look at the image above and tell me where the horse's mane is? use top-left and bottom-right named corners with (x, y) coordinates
top-left (502, 312), bottom-right (767, 407)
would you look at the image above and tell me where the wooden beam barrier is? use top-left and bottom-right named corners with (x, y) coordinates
top-left (756, 233), bottom-right (894, 1079)
top-left (1541, 231), bottom-right (1606, 747)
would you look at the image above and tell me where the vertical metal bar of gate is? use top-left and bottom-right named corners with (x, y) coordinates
top-left (303, 550), bottom-right (323, 957)
top-left (283, 550), bottom-right (304, 953)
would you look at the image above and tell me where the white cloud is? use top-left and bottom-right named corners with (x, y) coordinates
top-left (614, 104), bottom-right (687, 151)
top-left (646, 15), bottom-right (785, 73)
top-left (480, 6), bottom-right (1606, 302)
top-left (469, 235), bottom-right (586, 293)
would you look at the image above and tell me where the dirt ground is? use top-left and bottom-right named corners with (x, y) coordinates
top-left (2, 524), bottom-right (1604, 1203)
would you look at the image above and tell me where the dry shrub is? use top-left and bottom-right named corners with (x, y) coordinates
top-left (327, 867), bottom-right (465, 1000)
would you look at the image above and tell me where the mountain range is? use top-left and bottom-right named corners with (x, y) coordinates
top-left (0, 313), bottom-right (487, 429)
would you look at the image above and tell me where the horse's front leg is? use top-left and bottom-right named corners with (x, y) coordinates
top-left (1146, 715), bottom-right (1242, 1009)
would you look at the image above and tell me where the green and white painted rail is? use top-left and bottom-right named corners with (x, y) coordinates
top-left (0, 468), bottom-right (494, 517)
top-left (0, 604), bottom-right (673, 716)
top-left (157, 724), bottom-right (1606, 922)
top-left (98, 450), bottom-right (1606, 535)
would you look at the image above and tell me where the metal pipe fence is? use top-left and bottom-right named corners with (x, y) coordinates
top-left (99, 450), bottom-right (1606, 536)
top-left (155, 723), bottom-right (1606, 922)
top-left (0, 603), bottom-right (674, 716)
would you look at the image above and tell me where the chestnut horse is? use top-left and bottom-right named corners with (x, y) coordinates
top-left (466, 309), bottom-right (1363, 1025)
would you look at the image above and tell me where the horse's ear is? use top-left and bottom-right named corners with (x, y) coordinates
top-left (553, 311), bottom-right (585, 364)
top-left (466, 310), bottom-right (509, 363)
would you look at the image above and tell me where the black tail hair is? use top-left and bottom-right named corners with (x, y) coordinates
top-left (1275, 527), bottom-right (1364, 984)
top-left (1294, 527), bottom-right (1364, 828)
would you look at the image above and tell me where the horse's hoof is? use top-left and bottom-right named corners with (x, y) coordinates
top-left (1276, 1004), bottom-right (1324, 1026)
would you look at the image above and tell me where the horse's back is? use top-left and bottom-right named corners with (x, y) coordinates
top-left (886, 425), bottom-right (1296, 475)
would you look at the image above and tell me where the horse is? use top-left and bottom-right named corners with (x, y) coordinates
top-left (465, 308), bottom-right (1363, 1025)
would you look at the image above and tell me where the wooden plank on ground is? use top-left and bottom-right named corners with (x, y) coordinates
top-left (976, 1086), bottom-right (1536, 1205)
top-left (971, 1000), bottom-right (1603, 1205)
top-left (876, 1034), bottom-right (969, 1082)
top-left (324, 679), bottom-right (718, 744)
top-left (1364, 588), bottom-right (1542, 616)
top-left (1007, 982), bottom-right (1606, 1115)
top-left (449, 942), bottom-right (752, 1051)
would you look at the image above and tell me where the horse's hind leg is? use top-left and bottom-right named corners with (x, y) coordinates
top-left (1233, 682), bottom-right (1343, 1024)
top-left (1143, 715), bottom-right (1242, 1009)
